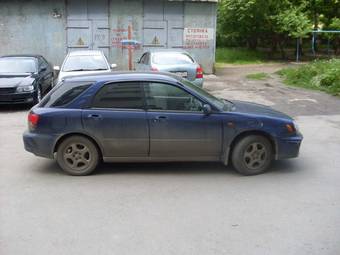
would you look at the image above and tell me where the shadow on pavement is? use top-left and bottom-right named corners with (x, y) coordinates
top-left (36, 159), bottom-right (302, 177)
top-left (0, 104), bottom-right (31, 113)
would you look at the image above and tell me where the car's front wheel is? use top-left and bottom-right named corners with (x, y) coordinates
top-left (231, 135), bottom-right (273, 175)
top-left (56, 136), bottom-right (99, 176)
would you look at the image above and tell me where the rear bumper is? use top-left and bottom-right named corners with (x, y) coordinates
top-left (276, 134), bottom-right (303, 160)
top-left (23, 131), bottom-right (57, 159)
top-left (0, 91), bottom-right (35, 104)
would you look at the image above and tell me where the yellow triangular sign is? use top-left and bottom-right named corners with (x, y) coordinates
top-left (77, 37), bottom-right (85, 46)
top-left (152, 36), bottom-right (160, 45)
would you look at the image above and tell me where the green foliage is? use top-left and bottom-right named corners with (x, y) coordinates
top-left (274, 7), bottom-right (312, 38)
top-left (246, 72), bottom-right (270, 80)
top-left (278, 59), bottom-right (340, 95)
top-left (215, 48), bottom-right (266, 64)
top-left (329, 18), bottom-right (340, 30)
top-left (217, 0), bottom-right (340, 51)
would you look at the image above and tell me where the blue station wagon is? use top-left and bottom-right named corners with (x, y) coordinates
top-left (23, 72), bottom-right (303, 176)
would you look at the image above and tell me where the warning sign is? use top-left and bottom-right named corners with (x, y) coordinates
top-left (77, 37), bottom-right (85, 46)
top-left (152, 36), bottom-right (160, 45)
top-left (183, 28), bottom-right (213, 49)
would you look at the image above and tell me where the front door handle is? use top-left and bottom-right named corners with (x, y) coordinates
top-left (87, 114), bottom-right (102, 120)
top-left (153, 116), bottom-right (168, 122)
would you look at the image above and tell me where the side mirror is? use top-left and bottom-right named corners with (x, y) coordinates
top-left (111, 63), bottom-right (117, 69)
top-left (202, 104), bottom-right (212, 115)
top-left (53, 66), bottom-right (60, 72)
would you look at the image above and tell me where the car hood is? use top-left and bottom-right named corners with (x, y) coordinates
top-left (230, 100), bottom-right (292, 120)
top-left (0, 73), bottom-right (35, 88)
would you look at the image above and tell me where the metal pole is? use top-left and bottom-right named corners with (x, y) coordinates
top-left (327, 37), bottom-right (330, 57)
top-left (128, 25), bottom-right (133, 71)
top-left (296, 38), bottom-right (300, 62)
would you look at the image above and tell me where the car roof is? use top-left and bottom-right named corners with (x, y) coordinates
top-left (68, 50), bottom-right (103, 56)
top-left (0, 54), bottom-right (42, 59)
top-left (63, 71), bottom-right (182, 84)
top-left (148, 49), bottom-right (190, 54)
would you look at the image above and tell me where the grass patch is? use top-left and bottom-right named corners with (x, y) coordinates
top-left (278, 59), bottom-right (340, 96)
top-left (216, 47), bottom-right (267, 65)
top-left (246, 72), bottom-right (270, 80)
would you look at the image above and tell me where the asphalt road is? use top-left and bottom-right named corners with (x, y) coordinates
top-left (1, 76), bottom-right (340, 254)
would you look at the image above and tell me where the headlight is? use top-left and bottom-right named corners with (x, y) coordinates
top-left (285, 121), bottom-right (299, 134)
top-left (293, 120), bottom-right (300, 132)
top-left (16, 85), bottom-right (35, 93)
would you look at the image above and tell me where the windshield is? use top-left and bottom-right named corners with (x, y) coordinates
top-left (181, 79), bottom-right (229, 110)
top-left (62, 55), bottom-right (109, 72)
top-left (0, 58), bottom-right (37, 73)
top-left (152, 53), bottom-right (195, 65)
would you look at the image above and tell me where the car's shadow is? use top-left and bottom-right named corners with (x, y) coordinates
top-left (37, 159), bottom-right (301, 177)
top-left (0, 104), bottom-right (31, 113)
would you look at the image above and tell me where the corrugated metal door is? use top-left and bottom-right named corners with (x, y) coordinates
top-left (66, 0), bottom-right (109, 56)
top-left (143, 0), bottom-right (184, 49)
top-left (165, 1), bottom-right (184, 48)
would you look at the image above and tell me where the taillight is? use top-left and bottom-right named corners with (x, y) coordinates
top-left (28, 112), bottom-right (39, 130)
top-left (196, 66), bottom-right (203, 79)
top-left (151, 66), bottom-right (159, 72)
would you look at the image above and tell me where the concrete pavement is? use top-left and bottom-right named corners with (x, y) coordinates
top-left (1, 71), bottom-right (340, 255)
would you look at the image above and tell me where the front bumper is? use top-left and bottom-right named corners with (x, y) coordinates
top-left (23, 131), bottom-right (57, 159)
top-left (276, 134), bottom-right (303, 160)
top-left (0, 91), bottom-right (35, 104)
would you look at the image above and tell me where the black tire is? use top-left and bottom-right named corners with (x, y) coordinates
top-left (56, 136), bottom-right (99, 176)
top-left (231, 135), bottom-right (273, 175)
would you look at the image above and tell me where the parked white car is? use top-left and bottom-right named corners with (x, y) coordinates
top-left (54, 50), bottom-right (117, 84)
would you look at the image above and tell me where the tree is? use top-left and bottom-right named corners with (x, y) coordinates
top-left (328, 18), bottom-right (340, 54)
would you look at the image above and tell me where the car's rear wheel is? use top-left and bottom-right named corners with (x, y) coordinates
top-left (56, 136), bottom-right (99, 176)
top-left (231, 135), bottom-right (273, 175)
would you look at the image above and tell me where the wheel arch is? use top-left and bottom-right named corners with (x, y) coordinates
top-left (53, 132), bottom-right (103, 159)
top-left (227, 130), bottom-right (277, 163)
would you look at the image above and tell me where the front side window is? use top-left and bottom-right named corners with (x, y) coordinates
top-left (39, 58), bottom-right (48, 71)
top-left (92, 82), bottom-right (144, 110)
top-left (0, 57), bottom-right (37, 73)
top-left (144, 82), bottom-right (203, 112)
top-left (62, 55), bottom-right (109, 72)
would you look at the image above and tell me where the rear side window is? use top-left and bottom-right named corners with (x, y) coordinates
top-left (92, 82), bottom-right (144, 109)
top-left (40, 81), bottom-right (92, 108)
top-left (152, 53), bottom-right (194, 65)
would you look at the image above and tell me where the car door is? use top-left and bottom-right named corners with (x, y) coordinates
top-left (144, 82), bottom-right (223, 159)
top-left (82, 81), bottom-right (149, 158)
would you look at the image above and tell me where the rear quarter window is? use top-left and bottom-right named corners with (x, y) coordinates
top-left (40, 81), bottom-right (92, 108)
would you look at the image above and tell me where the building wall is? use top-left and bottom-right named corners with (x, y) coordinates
top-left (0, 0), bottom-right (217, 73)
top-left (0, 0), bottom-right (66, 65)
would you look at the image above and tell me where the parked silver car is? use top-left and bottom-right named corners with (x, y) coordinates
top-left (54, 50), bottom-right (117, 84)
top-left (135, 50), bottom-right (204, 87)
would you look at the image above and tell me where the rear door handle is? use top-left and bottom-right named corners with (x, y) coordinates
top-left (87, 114), bottom-right (102, 120)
